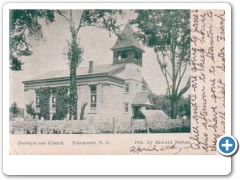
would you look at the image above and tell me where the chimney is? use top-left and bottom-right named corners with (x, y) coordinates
top-left (88, 61), bottom-right (93, 73)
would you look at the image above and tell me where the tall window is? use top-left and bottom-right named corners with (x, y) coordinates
top-left (52, 93), bottom-right (56, 108)
top-left (36, 95), bottom-right (40, 108)
top-left (90, 85), bottom-right (97, 110)
top-left (124, 103), bottom-right (129, 113)
top-left (35, 94), bottom-right (40, 113)
top-left (125, 83), bottom-right (129, 93)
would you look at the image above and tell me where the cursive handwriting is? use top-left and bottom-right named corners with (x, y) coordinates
top-left (129, 144), bottom-right (179, 154)
top-left (206, 24), bottom-right (214, 63)
top-left (218, 78), bottom-right (225, 107)
top-left (209, 134), bottom-right (221, 151)
top-left (208, 106), bottom-right (218, 133)
top-left (191, 10), bottom-right (205, 41)
top-left (190, 94), bottom-right (198, 124)
top-left (214, 11), bottom-right (225, 41)
top-left (200, 86), bottom-right (208, 130)
top-left (189, 126), bottom-right (208, 152)
top-left (130, 145), bottom-right (159, 154)
top-left (210, 79), bottom-right (218, 103)
top-left (187, 9), bottom-right (225, 155)
top-left (216, 47), bottom-right (225, 72)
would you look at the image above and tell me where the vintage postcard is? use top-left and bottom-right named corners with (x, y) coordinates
top-left (3, 2), bottom-right (232, 176)
top-left (5, 4), bottom-right (229, 157)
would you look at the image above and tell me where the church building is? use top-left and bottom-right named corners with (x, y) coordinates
top-left (23, 24), bottom-right (153, 121)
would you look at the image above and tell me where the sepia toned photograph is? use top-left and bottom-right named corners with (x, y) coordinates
top-left (9, 9), bottom-right (191, 135)
top-left (6, 6), bottom-right (226, 155)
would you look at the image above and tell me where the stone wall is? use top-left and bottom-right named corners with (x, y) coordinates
top-left (9, 118), bottom-right (190, 134)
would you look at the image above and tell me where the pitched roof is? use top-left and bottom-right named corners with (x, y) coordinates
top-left (23, 63), bottom-right (125, 82)
top-left (114, 66), bottom-right (142, 81)
top-left (111, 23), bottom-right (145, 52)
top-left (132, 92), bottom-right (153, 106)
top-left (140, 110), bottom-right (169, 120)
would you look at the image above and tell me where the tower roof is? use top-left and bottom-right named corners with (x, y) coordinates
top-left (111, 23), bottom-right (145, 52)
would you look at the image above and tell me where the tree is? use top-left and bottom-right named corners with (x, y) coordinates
top-left (132, 10), bottom-right (190, 118)
top-left (9, 10), bottom-right (55, 70)
top-left (10, 102), bottom-right (19, 117)
top-left (177, 96), bottom-right (191, 118)
top-left (55, 86), bottom-right (69, 120)
top-left (54, 10), bottom-right (122, 120)
top-left (26, 101), bottom-right (36, 118)
top-left (80, 102), bottom-right (88, 120)
top-left (151, 94), bottom-right (171, 116)
top-left (151, 93), bottom-right (190, 119)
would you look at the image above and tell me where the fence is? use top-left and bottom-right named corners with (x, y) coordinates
top-left (9, 117), bottom-right (190, 134)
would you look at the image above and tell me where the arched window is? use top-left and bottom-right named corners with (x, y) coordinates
top-left (118, 51), bottom-right (128, 60)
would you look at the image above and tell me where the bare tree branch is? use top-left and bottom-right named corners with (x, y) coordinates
top-left (54, 10), bottom-right (70, 22)
top-left (68, 10), bottom-right (76, 35)
top-left (156, 53), bottom-right (172, 96)
top-left (165, 51), bottom-right (171, 61)
top-left (176, 60), bottom-right (188, 94)
top-left (76, 10), bottom-right (85, 33)
top-left (175, 56), bottom-right (183, 80)
top-left (177, 77), bottom-right (190, 100)
top-left (80, 24), bottom-right (105, 30)
top-left (171, 45), bottom-right (177, 97)
top-left (157, 53), bottom-right (172, 80)
top-left (158, 51), bottom-right (172, 80)
top-left (69, 10), bottom-right (73, 26)
top-left (165, 67), bottom-right (172, 80)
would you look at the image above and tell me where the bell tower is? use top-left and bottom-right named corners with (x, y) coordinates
top-left (111, 23), bottom-right (145, 67)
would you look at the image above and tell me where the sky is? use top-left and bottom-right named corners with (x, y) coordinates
top-left (9, 10), bottom-right (190, 108)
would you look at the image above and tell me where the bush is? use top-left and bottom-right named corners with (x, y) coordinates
top-left (26, 101), bottom-right (35, 117)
